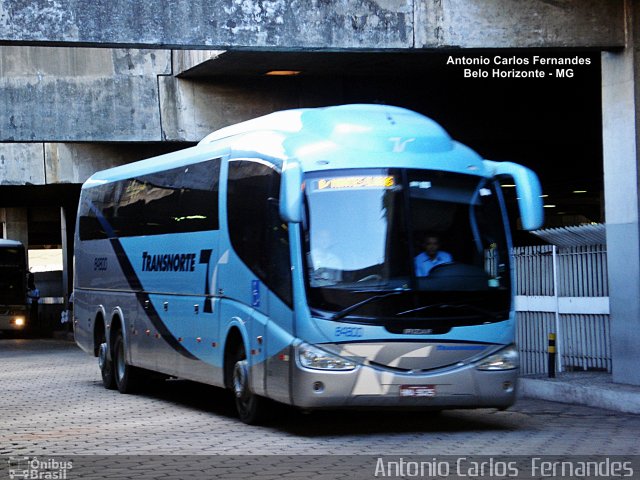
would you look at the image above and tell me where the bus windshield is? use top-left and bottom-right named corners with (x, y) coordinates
top-left (0, 246), bottom-right (26, 305)
top-left (303, 168), bottom-right (511, 327)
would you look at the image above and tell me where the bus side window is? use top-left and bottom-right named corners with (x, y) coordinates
top-left (227, 160), bottom-right (292, 306)
top-left (78, 159), bottom-right (220, 240)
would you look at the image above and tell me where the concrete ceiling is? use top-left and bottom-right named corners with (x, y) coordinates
top-left (177, 50), bottom-right (449, 78)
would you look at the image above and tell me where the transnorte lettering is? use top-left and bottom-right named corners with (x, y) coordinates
top-left (142, 251), bottom-right (197, 272)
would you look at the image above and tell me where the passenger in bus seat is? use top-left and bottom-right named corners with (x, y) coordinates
top-left (414, 234), bottom-right (453, 276)
top-left (310, 229), bottom-right (343, 285)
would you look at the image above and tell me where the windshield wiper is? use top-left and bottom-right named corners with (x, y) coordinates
top-left (331, 291), bottom-right (406, 322)
top-left (396, 302), bottom-right (500, 319)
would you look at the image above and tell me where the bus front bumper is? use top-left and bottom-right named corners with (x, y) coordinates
top-left (0, 313), bottom-right (28, 331)
top-left (289, 355), bottom-right (518, 410)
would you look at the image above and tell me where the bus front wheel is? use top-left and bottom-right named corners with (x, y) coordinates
top-left (231, 346), bottom-right (265, 425)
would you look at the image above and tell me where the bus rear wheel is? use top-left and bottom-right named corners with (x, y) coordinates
top-left (231, 346), bottom-right (266, 425)
top-left (99, 341), bottom-right (116, 390)
top-left (113, 330), bottom-right (140, 394)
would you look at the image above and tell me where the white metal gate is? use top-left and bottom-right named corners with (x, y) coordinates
top-left (513, 241), bottom-right (611, 375)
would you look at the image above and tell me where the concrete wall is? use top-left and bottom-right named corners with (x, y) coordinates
top-left (0, 1), bottom-right (628, 147)
top-left (0, 46), bottom-right (315, 144)
top-left (0, 0), bottom-right (625, 49)
top-left (0, 2), bottom-right (627, 145)
top-left (0, 144), bottom-right (45, 184)
top-left (0, 47), bottom-right (170, 142)
top-left (1, 46), bottom-right (349, 144)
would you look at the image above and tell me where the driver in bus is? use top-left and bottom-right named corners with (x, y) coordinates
top-left (414, 234), bottom-right (453, 277)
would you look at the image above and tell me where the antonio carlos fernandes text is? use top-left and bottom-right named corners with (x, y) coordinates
top-left (373, 457), bottom-right (634, 477)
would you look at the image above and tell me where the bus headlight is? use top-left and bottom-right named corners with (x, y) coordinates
top-left (476, 345), bottom-right (519, 371)
top-left (12, 317), bottom-right (26, 327)
top-left (297, 343), bottom-right (356, 371)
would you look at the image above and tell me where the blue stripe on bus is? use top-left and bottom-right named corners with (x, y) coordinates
top-left (110, 238), bottom-right (198, 360)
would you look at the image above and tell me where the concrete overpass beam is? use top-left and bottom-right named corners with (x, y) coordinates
top-left (415, 0), bottom-right (625, 48)
top-left (2, 141), bottom-right (182, 186)
top-left (0, 1), bottom-right (624, 50)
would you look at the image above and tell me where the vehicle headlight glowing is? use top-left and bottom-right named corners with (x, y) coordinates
top-left (297, 343), bottom-right (356, 371)
top-left (13, 317), bottom-right (26, 327)
top-left (476, 345), bottom-right (519, 371)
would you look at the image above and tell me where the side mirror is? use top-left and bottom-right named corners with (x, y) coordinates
top-left (279, 160), bottom-right (303, 223)
top-left (484, 160), bottom-right (544, 231)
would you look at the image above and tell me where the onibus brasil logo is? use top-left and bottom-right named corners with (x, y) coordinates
top-left (7, 457), bottom-right (73, 479)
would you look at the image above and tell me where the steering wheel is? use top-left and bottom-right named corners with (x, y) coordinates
top-left (356, 274), bottom-right (383, 283)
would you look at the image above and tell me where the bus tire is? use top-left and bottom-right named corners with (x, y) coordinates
top-left (231, 345), bottom-right (266, 425)
top-left (113, 330), bottom-right (140, 394)
top-left (98, 341), bottom-right (116, 390)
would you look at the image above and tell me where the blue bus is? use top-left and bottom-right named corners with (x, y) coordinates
top-left (73, 104), bottom-right (543, 423)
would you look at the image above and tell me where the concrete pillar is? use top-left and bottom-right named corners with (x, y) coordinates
top-left (60, 206), bottom-right (73, 302)
top-left (602, 0), bottom-right (640, 386)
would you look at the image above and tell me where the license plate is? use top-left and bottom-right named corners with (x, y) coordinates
top-left (399, 385), bottom-right (436, 397)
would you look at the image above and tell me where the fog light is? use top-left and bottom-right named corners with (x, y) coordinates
top-left (313, 381), bottom-right (325, 393)
top-left (502, 381), bottom-right (514, 393)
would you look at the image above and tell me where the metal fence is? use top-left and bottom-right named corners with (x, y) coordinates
top-left (513, 244), bottom-right (611, 375)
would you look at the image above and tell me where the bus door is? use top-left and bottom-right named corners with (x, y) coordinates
top-left (262, 198), bottom-right (294, 403)
top-left (222, 158), bottom-right (294, 398)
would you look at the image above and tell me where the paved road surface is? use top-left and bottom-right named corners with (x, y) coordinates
top-left (1, 339), bottom-right (638, 479)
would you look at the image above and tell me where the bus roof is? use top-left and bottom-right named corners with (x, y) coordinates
top-left (84, 104), bottom-right (487, 186)
top-left (199, 104), bottom-right (451, 149)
